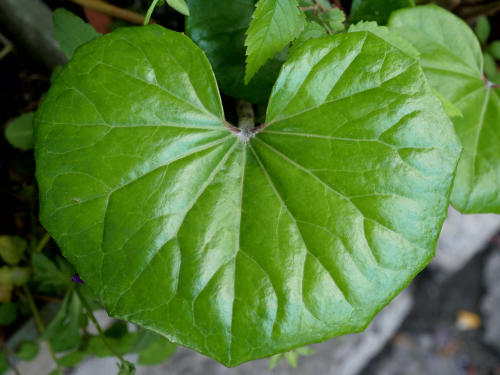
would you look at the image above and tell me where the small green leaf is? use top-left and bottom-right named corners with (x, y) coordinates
top-left (0, 302), bottom-right (17, 325)
top-left (432, 89), bottom-right (463, 120)
top-left (0, 236), bottom-right (27, 265)
top-left (137, 333), bottom-right (176, 365)
top-left (294, 346), bottom-right (315, 356)
top-left (58, 351), bottom-right (88, 367)
top-left (4, 113), bottom-right (34, 151)
top-left (167, 0), bottom-right (189, 15)
top-left (268, 354), bottom-right (283, 370)
top-left (488, 41), bottom-right (500, 60)
top-left (320, 8), bottom-right (346, 33)
top-left (484, 52), bottom-right (497, 79)
top-left (185, 0), bottom-right (283, 104)
top-left (15, 341), bottom-right (39, 361)
top-left (53, 8), bottom-right (100, 59)
top-left (35, 25), bottom-right (460, 366)
top-left (245, 0), bottom-right (305, 83)
top-left (44, 292), bottom-right (82, 352)
top-left (389, 5), bottom-right (500, 213)
top-left (284, 351), bottom-right (298, 368)
top-left (32, 254), bottom-right (73, 293)
top-left (88, 333), bottom-right (138, 358)
top-left (290, 22), bottom-right (326, 54)
top-left (350, 0), bottom-right (414, 25)
top-left (0, 266), bottom-right (30, 286)
top-left (117, 361), bottom-right (136, 375)
top-left (475, 16), bottom-right (490, 44)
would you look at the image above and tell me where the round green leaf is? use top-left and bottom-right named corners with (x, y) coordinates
top-left (0, 236), bottom-right (27, 265)
top-left (389, 5), bottom-right (500, 213)
top-left (34, 25), bottom-right (460, 366)
top-left (4, 113), bottom-right (34, 151)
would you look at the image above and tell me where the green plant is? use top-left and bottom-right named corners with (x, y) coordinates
top-left (2, 0), bottom-right (499, 373)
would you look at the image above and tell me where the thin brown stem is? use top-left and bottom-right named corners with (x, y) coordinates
top-left (67, 0), bottom-right (152, 25)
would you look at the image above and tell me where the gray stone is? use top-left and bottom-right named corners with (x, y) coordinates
top-left (481, 249), bottom-right (500, 353)
top-left (432, 207), bottom-right (500, 276)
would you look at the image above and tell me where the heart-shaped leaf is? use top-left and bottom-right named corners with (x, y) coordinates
top-left (34, 25), bottom-right (460, 366)
top-left (389, 5), bottom-right (500, 213)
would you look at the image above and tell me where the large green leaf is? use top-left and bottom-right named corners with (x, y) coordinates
top-left (244, 0), bottom-right (305, 83)
top-left (185, 0), bottom-right (283, 104)
top-left (389, 5), bottom-right (500, 213)
top-left (34, 25), bottom-right (460, 366)
top-left (349, 0), bottom-right (414, 25)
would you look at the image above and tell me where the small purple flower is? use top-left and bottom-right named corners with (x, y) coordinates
top-left (71, 274), bottom-right (85, 284)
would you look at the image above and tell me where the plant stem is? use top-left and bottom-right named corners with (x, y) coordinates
top-left (75, 287), bottom-right (127, 365)
top-left (144, 0), bottom-right (161, 26)
top-left (34, 233), bottom-right (51, 253)
top-left (22, 286), bottom-right (63, 374)
top-left (67, 0), bottom-right (151, 26)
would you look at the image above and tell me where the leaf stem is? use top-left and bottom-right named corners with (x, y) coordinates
top-left (22, 286), bottom-right (63, 374)
top-left (67, 0), bottom-right (151, 26)
top-left (75, 287), bottom-right (127, 365)
top-left (34, 233), bottom-right (51, 253)
top-left (144, 0), bottom-right (161, 26)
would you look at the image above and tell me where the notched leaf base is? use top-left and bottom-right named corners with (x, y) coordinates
top-left (35, 25), bottom-right (460, 366)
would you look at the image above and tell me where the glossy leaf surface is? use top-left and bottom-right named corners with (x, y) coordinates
top-left (35, 25), bottom-right (460, 366)
top-left (185, 0), bottom-right (283, 104)
top-left (244, 0), bottom-right (304, 83)
top-left (389, 5), bottom-right (500, 213)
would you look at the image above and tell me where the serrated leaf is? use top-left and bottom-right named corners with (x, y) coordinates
top-left (245, 0), bottom-right (305, 83)
top-left (4, 113), bottom-right (34, 151)
top-left (348, 21), bottom-right (419, 59)
top-left (0, 236), bottom-right (27, 265)
top-left (389, 5), bottom-right (500, 213)
top-left (320, 8), bottom-right (345, 33)
top-left (290, 22), bottom-right (326, 55)
top-left (185, 0), bottom-right (283, 104)
top-left (475, 16), bottom-right (490, 44)
top-left (15, 341), bottom-right (39, 361)
top-left (350, 0), bottom-right (414, 25)
top-left (44, 292), bottom-right (82, 352)
top-left (166, 0), bottom-right (189, 15)
top-left (34, 25), bottom-right (460, 366)
top-left (53, 8), bottom-right (100, 59)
